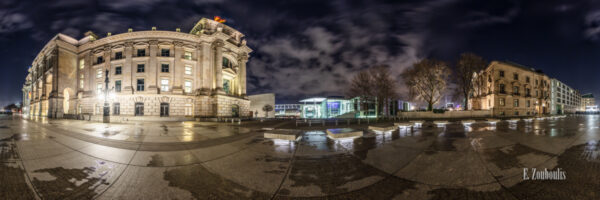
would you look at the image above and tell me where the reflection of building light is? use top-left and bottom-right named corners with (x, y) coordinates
top-left (97, 93), bottom-right (105, 100)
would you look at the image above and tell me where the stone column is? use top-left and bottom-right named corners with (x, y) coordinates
top-left (212, 40), bottom-right (224, 93)
top-left (173, 41), bottom-right (184, 94)
top-left (148, 40), bottom-right (158, 93)
top-left (123, 41), bottom-right (133, 93)
top-left (199, 42), bottom-right (212, 94)
top-left (238, 53), bottom-right (248, 97)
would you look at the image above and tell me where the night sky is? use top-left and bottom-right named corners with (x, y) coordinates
top-left (1, 0), bottom-right (600, 106)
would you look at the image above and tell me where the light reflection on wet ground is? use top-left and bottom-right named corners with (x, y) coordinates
top-left (1, 115), bottom-right (600, 199)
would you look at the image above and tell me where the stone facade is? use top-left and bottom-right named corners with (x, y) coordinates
top-left (470, 61), bottom-right (551, 116)
top-left (22, 18), bottom-right (252, 121)
top-left (550, 78), bottom-right (582, 114)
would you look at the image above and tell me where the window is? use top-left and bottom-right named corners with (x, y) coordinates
top-left (184, 80), bottom-right (192, 93)
top-left (185, 65), bottom-right (192, 75)
top-left (161, 79), bottom-right (169, 92)
top-left (80, 80), bottom-right (84, 89)
top-left (526, 76), bottom-right (530, 83)
top-left (499, 98), bottom-right (505, 106)
top-left (184, 51), bottom-right (192, 60)
top-left (137, 49), bottom-right (146, 57)
top-left (499, 84), bottom-right (506, 93)
top-left (514, 111), bottom-right (519, 116)
top-left (160, 103), bottom-right (169, 117)
top-left (513, 73), bottom-right (518, 80)
top-left (97, 69), bottom-right (102, 78)
top-left (161, 64), bottom-right (169, 73)
top-left (536, 79), bottom-right (539, 85)
top-left (115, 80), bottom-right (121, 92)
top-left (499, 70), bottom-right (504, 77)
top-left (222, 57), bottom-right (234, 69)
top-left (526, 100), bottom-right (530, 107)
top-left (113, 103), bottom-right (120, 115)
top-left (536, 90), bottom-right (538, 97)
top-left (513, 86), bottom-right (519, 95)
top-left (161, 49), bottom-right (170, 57)
top-left (514, 99), bottom-right (519, 107)
top-left (115, 52), bottom-right (123, 60)
top-left (137, 79), bottom-right (144, 91)
top-left (79, 59), bottom-right (85, 69)
top-left (223, 79), bottom-right (231, 94)
top-left (526, 88), bottom-right (530, 96)
top-left (96, 83), bottom-right (103, 94)
top-left (185, 104), bottom-right (193, 116)
top-left (135, 103), bottom-right (144, 116)
top-left (96, 56), bottom-right (103, 64)
top-left (137, 64), bottom-right (145, 73)
top-left (115, 66), bottom-right (122, 75)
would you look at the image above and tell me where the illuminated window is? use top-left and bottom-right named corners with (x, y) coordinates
top-left (79, 80), bottom-right (84, 89)
top-left (499, 98), bottom-right (505, 106)
top-left (113, 103), bottom-right (120, 115)
top-left (115, 80), bottom-right (121, 92)
top-left (185, 65), bottom-right (192, 75)
top-left (79, 59), bottom-right (85, 69)
top-left (97, 69), bottom-right (102, 78)
top-left (184, 80), bottom-right (192, 93)
top-left (184, 51), bottom-right (192, 60)
top-left (514, 99), bottom-right (519, 107)
top-left (161, 78), bottom-right (169, 92)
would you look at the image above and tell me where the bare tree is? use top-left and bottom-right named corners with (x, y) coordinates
top-left (262, 104), bottom-right (273, 117)
top-left (453, 53), bottom-right (487, 110)
top-left (346, 70), bottom-right (374, 115)
top-left (401, 59), bottom-right (450, 111)
top-left (369, 65), bottom-right (398, 117)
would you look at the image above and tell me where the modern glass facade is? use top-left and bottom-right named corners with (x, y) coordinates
top-left (299, 97), bottom-right (376, 118)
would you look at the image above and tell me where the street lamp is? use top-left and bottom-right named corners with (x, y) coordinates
top-left (103, 69), bottom-right (110, 123)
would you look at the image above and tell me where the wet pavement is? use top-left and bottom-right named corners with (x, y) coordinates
top-left (1, 115), bottom-right (600, 199)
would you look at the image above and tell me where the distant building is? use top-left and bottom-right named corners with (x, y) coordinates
top-left (299, 96), bottom-right (376, 118)
top-left (550, 79), bottom-right (581, 114)
top-left (470, 61), bottom-right (551, 116)
top-left (582, 93), bottom-right (595, 111)
top-left (274, 104), bottom-right (301, 118)
top-left (248, 93), bottom-right (275, 118)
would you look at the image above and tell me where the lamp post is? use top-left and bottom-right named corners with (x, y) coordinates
top-left (103, 69), bottom-right (110, 123)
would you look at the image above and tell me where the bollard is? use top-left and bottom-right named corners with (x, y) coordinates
top-left (358, 118), bottom-right (361, 124)
top-left (237, 119), bottom-right (241, 125)
top-left (322, 120), bottom-right (325, 126)
top-left (309, 120), bottom-right (312, 127)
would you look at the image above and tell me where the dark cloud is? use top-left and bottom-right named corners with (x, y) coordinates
top-left (1, 0), bottom-right (600, 106)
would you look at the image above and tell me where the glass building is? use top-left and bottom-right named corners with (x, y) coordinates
top-left (299, 97), bottom-right (376, 118)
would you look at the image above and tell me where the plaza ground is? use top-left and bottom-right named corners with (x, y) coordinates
top-left (1, 115), bottom-right (599, 199)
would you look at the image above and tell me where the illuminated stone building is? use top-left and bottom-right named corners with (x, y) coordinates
top-left (470, 61), bottom-right (551, 116)
top-left (22, 18), bottom-right (252, 121)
